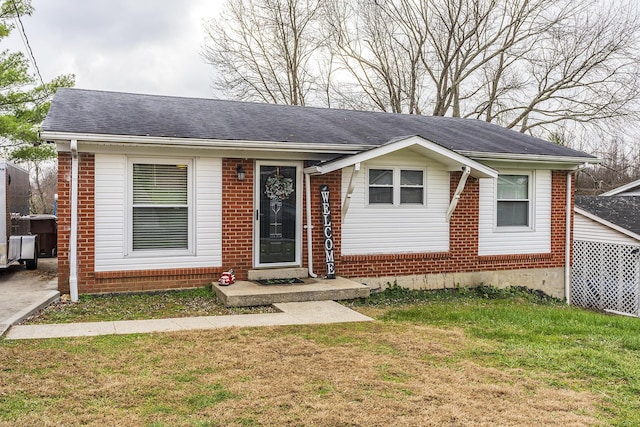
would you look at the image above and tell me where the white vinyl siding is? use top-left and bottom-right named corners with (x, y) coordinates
top-left (94, 154), bottom-right (222, 271)
top-left (574, 212), bottom-right (640, 245)
top-left (342, 152), bottom-right (449, 255)
top-left (478, 170), bottom-right (551, 255)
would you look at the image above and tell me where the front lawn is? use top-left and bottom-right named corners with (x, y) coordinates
top-left (1, 286), bottom-right (639, 426)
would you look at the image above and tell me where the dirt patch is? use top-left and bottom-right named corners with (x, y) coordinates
top-left (26, 257), bottom-right (57, 281)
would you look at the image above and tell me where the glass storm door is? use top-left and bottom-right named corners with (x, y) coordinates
top-left (255, 162), bottom-right (301, 266)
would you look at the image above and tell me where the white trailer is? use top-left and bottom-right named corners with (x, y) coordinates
top-left (0, 161), bottom-right (37, 269)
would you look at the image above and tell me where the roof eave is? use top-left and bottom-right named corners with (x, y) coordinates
top-left (575, 206), bottom-right (640, 242)
top-left (461, 151), bottom-right (601, 167)
top-left (41, 131), bottom-right (375, 155)
top-left (600, 178), bottom-right (640, 196)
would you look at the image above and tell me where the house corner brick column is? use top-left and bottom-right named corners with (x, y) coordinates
top-left (448, 171), bottom-right (480, 271)
top-left (551, 170), bottom-right (572, 264)
top-left (221, 159), bottom-right (254, 280)
top-left (56, 151), bottom-right (95, 294)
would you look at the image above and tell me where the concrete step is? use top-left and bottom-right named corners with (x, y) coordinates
top-left (213, 276), bottom-right (370, 307)
top-left (247, 267), bottom-right (308, 281)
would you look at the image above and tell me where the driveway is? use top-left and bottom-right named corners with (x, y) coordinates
top-left (0, 258), bottom-right (59, 336)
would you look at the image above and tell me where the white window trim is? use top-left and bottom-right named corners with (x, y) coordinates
top-left (366, 166), bottom-right (426, 207)
top-left (494, 170), bottom-right (535, 232)
top-left (125, 157), bottom-right (196, 257)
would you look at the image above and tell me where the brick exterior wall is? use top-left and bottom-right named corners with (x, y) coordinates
top-left (221, 159), bottom-right (254, 280)
top-left (58, 152), bottom-right (574, 294)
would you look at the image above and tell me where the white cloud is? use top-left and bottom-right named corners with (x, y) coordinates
top-left (4, 0), bottom-right (222, 97)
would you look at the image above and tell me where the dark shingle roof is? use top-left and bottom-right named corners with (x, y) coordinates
top-left (42, 88), bottom-right (595, 159)
top-left (576, 196), bottom-right (640, 235)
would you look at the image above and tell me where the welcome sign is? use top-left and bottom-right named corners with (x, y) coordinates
top-left (320, 185), bottom-right (336, 279)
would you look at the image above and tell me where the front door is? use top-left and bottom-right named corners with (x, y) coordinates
top-left (255, 162), bottom-right (302, 267)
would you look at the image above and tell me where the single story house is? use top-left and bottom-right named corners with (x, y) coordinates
top-left (573, 186), bottom-right (640, 315)
top-left (41, 88), bottom-right (598, 300)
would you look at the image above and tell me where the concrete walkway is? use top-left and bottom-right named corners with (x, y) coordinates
top-left (5, 300), bottom-right (373, 340)
top-left (0, 258), bottom-right (59, 336)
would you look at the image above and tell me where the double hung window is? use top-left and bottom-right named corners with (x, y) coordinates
top-left (131, 162), bottom-right (190, 251)
top-left (368, 168), bottom-right (425, 206)
top-left (496, 174), bottom-right (530, 227)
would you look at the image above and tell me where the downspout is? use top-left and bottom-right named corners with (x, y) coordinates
top-left (565, 164), bottom-right (587, 305)
top-left (305, 172), bottom-right (317, 278)
top-left (69, 139), bottom-right (79, 302)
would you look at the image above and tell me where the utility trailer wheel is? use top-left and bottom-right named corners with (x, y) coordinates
top-left (25, 249), bottom-right (38, 270)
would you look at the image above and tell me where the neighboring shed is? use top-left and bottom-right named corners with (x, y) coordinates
top-left (600, 178), bottom-right (640, 196)
top-left (573, 195), bottom-right (640, 316)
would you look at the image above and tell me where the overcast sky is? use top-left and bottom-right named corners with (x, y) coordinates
top-left (5, 0), bottom-right (223, 98)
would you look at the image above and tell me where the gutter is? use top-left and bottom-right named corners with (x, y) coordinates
top-left (69, 139), bottom-right (79, 302)
top-left (565, 163), bottom-right (588, 305)
top-left (41, 131), bottom-right (373, 155)
top-left (460, 151), bottom-right (601, 165)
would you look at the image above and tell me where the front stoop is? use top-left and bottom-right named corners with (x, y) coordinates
top-left (213, 276), bottom-right (370, 307)
top-left (247, 268), bottom-right (308, 281)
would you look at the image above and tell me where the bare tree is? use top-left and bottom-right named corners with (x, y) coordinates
top-left (203, 0), bottom-right (324, 105)
top-left (204, 0), bottom-right (640, 148)
top-left (470, 2), bottom-right (640, 134)
top-left (321, 0), bottom-right (428, 113)
top-left (323, 0), bottom-right (640, 135)
top-left (29, 161), bottom-right (57, 214)
top-left (575, 131), bottom-right (640, 195)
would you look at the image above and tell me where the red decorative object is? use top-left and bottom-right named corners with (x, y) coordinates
top-left (218, 270), bottom-right (236, 286)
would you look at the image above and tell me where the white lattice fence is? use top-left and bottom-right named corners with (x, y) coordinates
top-left (572, 240), bottom-right (640, 316)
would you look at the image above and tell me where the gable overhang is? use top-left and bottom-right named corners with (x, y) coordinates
top-left (304, 135), bottom-right (498, 179)
top-left (575, 206), bottom-right (640, 242)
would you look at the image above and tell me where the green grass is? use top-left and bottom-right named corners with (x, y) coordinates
top-left (23, 286), bottom-right (275, 324)
top-left (371, 286), bottom-right (640, 426)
